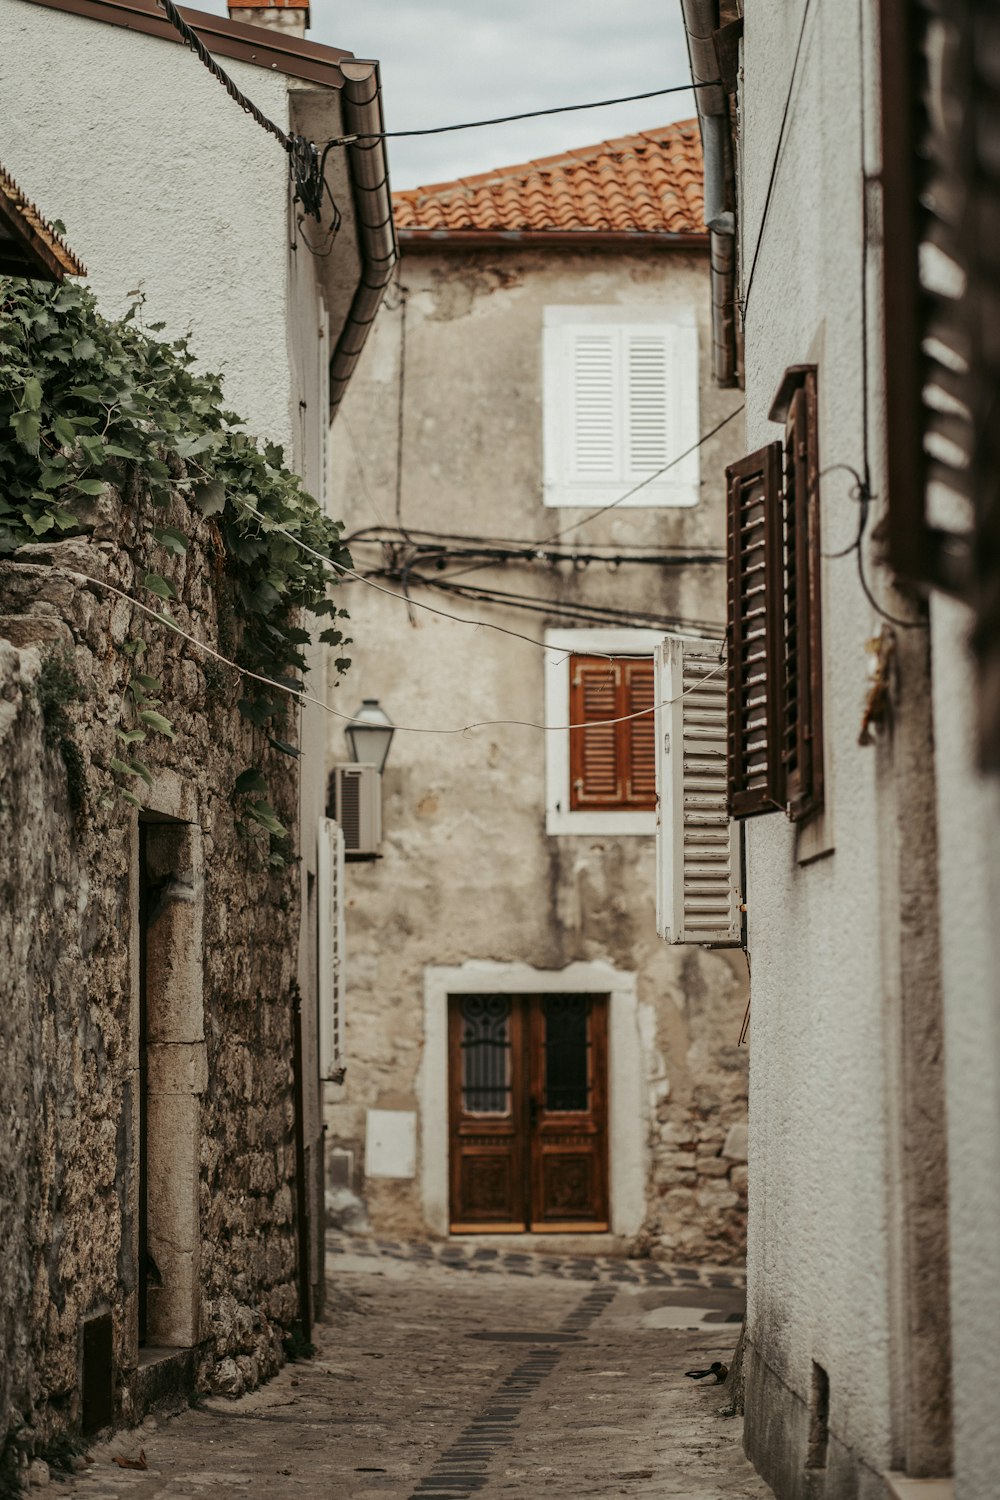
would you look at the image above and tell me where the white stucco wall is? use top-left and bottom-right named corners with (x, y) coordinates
top-left (739, 2), bottom-right (1000, 1495)
top-left (0, 0), bottom-right (293, 449)
top-left (930, 597), bottom-right (1000, 1500)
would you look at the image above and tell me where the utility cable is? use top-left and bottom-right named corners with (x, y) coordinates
top-left (65, 569), bottom-right (724, 736)
top-left (153, 0), bottom-right (326, 218)
top-left (740, 0), bottom-right (814, 319)
top-left (326, 82), bottom-right (718, 146)
top-left (538, 405), bottom-right (745, 546)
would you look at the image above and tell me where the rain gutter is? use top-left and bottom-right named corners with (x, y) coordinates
top-left (329, 60), bottom-right (398, 418)
top-left (679, 0), bottom-right (738, 386)
top-left (397, 229), bottom-right (710, 252)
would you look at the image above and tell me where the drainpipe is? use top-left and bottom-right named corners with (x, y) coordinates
top-left (329, 60), bottom-right (399, 417)
top-left (680, 0), bottom-right (737, 386)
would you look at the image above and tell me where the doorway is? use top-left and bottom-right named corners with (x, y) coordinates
top-left (447, 994), bottom-right (609, 1232)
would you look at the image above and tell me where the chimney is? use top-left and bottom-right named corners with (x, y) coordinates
top-left (227, 0), bottom-right (310, 39)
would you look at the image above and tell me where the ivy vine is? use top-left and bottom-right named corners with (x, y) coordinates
top-left (0, 276), bottom-right (352, 843)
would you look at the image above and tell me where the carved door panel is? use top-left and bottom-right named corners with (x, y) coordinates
top-left (448, 994), bottom-right (609, 1233)
top-left (528, 995), bottom-right (609, 1231)
top-left (449, 996), bottom-right (527, 1231)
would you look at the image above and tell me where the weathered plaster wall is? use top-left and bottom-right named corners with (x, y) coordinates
top-left (0, 485), bottom-right (305, 1467)
top-left (0, 0), bottom-right (292, 450)
top-left (325, 246), bottom-right (748, 1263)
top-left (738, 0), bottom-right (986, 1495)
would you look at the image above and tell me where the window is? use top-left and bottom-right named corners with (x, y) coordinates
top-left (725, 367), bottom-right (825, 822)
top-left (542, 306), bottom-right (700, 508)
top-left (568, 655), bottom-right (656, 811)
top-left (544, 628), bottom-right (664, 835)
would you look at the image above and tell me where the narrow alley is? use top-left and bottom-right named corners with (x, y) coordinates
top-left (60, 1240), bottom-right (768, 1500)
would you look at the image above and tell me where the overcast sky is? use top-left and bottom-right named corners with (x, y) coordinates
top-left (199, 0), bottom-right (695, 189)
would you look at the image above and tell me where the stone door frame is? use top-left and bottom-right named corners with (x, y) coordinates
top-left (420, 961), bottom-right (646, 1239)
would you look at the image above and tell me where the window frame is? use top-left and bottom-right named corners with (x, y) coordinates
top-left (541, 305), bottom-right (701, 510)
top-left (544, 628), bottom-right (664, 836)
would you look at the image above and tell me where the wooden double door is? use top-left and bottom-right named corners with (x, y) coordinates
top-left (448, 994), bottom-right (609, 1232)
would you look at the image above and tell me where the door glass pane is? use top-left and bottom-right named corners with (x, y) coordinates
top-left (460, 996), bottom-right (512, 1115)
top-left (544, 996), bottom-right (591, 1112)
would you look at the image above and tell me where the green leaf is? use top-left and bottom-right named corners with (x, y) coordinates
top-left (13, 409), bottom-right (41, 454)
top-left (143, 573), bottom-right (176, 601)
top-left (237, 697), bottom-right (279, 728)
top-left (120, 790), bottom-right (143, 809)
top-left (234, 767), bottom-right (268, 796)
top-left (116, 727), bottom-right (146, 744)
top-left (128, 758), bottom-right (154, 787)
top-left (334, 657), bottom-right (352, 673)
top-left (73, 478), bottom-right (105, 496)
top-left (138, 709), bottom-right (175, 739)
top-left (318, 628), bottom-right (343, 646)
top-left (130, 674), bottom-right (161, 694)
top-left (21, 376), bottom-right (42, 411)
top-left (267, 735), bottom-right (301, 760)
top-left (152, 526), bottom-right (188, 556)
top-left (121, 638), bottom-right (146, 659)
top-left (68, 384), bottom-right (102, 402)
top-left (192, 479), bottom-right (225, 516)
top-left (72, 337), bottom-right (97, 360)
top-left (246, 800), bottom-right (287, 837)
top-left (52, 415), bottom-right (78, 446)
top-left (108, 757), bottom-right (133, 777)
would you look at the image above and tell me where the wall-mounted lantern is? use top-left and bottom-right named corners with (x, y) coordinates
top-left (345, 698), bottom-right (395, 774)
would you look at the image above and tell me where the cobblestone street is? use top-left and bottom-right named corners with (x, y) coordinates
top-left (60, 1240), bottom-right (772, 1500)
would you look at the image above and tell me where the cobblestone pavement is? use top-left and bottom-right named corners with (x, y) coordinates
top-left (61, 1238), bottom-right (772, 1500)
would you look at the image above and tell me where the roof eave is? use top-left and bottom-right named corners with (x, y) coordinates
top-left (396, 228), bottom-right (709, 252)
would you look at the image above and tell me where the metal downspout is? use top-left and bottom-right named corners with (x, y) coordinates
top-left (679, 0), bottom-right (737, 386)
top-left (329, 60), bottom-right (399, 416)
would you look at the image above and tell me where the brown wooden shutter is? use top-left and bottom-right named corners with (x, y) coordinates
top-left (773, 367), bottom-right (824, 821)
top-left (623, 659), bottom-right (656, 810)
top-left (569, 656), bottom-right (656, 811)
top-left (726, 443), bottom-right (784, 817)
top-left (879, 0), bottom-right (1000, 767)
top-left (570, 658), bottom-right (621, 807)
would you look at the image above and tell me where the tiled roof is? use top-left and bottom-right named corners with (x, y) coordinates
top-left (392, 121), bottom-right (704, 236)
top-left (0, 165), bottom-right (86, 281)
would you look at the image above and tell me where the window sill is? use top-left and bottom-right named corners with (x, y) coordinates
top-left (546, 809), bottom-right (656, 837)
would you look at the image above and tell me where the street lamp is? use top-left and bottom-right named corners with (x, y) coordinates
top-left (345, 698), bottom-right (395, 774)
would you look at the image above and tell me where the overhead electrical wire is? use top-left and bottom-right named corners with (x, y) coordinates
top-left (64, 570), bottom-right (724, 737)
top-left (326, 82), bottom-right (719, 145)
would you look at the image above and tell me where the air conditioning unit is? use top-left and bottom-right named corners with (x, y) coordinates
top-left (328, 763), bottom-right (382, 858)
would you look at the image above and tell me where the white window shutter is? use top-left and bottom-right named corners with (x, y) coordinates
top-left (625, 331), bottom-right (670, 476)
top-left (656, 636), bottom-right (743, 945)
top-left (317, 817), bottom-right (346, 1080)
top-left (569, 329), bottom-right (620, 481)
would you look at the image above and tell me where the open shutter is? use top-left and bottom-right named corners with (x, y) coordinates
top-left (317, 817), bottom-right (346, 1082)
top-left (656, 636), bottom-right (743, 945)
top-left (772, 367), bottom-right (824, 820)
top-left (569, 657), bottom-right (621, 807)
top-left (726, 442), bottom-right (785, 816)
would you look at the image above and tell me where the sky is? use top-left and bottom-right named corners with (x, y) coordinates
top-left (198, 0), bottom-right (696, 189)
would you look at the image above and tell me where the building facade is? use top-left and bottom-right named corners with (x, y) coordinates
top-left (324, 124), bottom-right (750, 1263)
top-left (673, 2), bottom-right (1000, 1496)
top-left (0, 0), bottom-right (393, 1460)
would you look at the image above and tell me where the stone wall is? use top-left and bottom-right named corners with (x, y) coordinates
top-left (0, 481), bottom-right (306, 1470)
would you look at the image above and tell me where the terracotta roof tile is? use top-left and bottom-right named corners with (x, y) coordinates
top-left (393, 121), bottom-right (704, 236)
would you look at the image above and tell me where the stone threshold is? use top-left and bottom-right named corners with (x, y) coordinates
top-left (883, 1473), bottom-right (954, 1500)
top-left (131, 1346), bottom-right (197, 1422)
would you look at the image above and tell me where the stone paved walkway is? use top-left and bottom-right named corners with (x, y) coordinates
top-left (58, 1239), bottom-right (772, 1500)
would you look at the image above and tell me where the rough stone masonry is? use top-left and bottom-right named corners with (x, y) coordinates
top-left (0, 479), bottom-right (307, 1474)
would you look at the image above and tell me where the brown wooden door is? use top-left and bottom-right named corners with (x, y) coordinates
top-left (448, 994), bottom-right (609, 1233)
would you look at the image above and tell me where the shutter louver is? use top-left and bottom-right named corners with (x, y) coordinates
top-left (571, 332), bottom-right (618, 479)
top-left (726, 443), bottom-right (785, 817)
top-left (626, 333), bottom-right (669, 475)
top-left (318, 817), bottom-right (346, 1081)
top-left (625, 660), bottom-right (657, 806)
top-left (656, 636), bottom-right (743, 945)
top-left (570, 659), bottom-right (621, 805)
